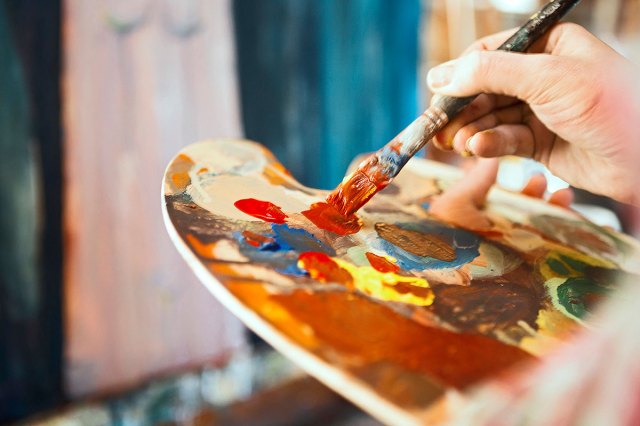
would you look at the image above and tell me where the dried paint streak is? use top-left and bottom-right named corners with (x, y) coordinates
top-left (241, 230), bottom-right (279, 251)
top-left (530, 215), bottom-right (624, 256)
top-left (234, 198), bottom-right (287, 224)
top-left (375, 223), bottom-right (456, 261)
top-left (298, 252), bottom-right (353, 288)
top-left (365, 252), bottom-right (400, 273)
top-left (301, 202), bottom-right (362, 235)
top-left (228, 284), bottom-right (533, 390)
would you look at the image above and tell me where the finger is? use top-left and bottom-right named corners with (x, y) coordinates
top-left (461, 28), bottom-right (519, 55)
top-left (432, 94), bottom-right (519, 151)
top-left (466, 124), bottom-right (536, 158)
top-left (428, 158), bottom-right (498, 231)
top-left (427, 50), bottom-right (566, 103)
top-left (458, 158), bottom-right (500, 205)
top-left (462, 23), bottom-right (591, 57)
top-left (461, 158), bottom-right (477, 173)
top-left (548, 187), bottom-right (574, 208)
top-left (531, 22), bottom-right (602, 56)
top-left (521, 174), bottom-right (547, 199)
top-left (450, 103), bottom-right (527, 154)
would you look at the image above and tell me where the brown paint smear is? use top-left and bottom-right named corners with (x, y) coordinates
top-left (431, 281), bottom-right (539, 335)
top-left (228, 282), bottom-right (533, 390)
top-left (375, 223), bottom-right (456, 261)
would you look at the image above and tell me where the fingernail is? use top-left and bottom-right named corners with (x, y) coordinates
top-left (463, 135), bottom-right (477, 156)
top-left (427, 61), bottom-right (455, 89)
top-left (445, 137), bottom-right (454, 150)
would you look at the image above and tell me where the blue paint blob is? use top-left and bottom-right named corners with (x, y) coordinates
top-left (270, 224), bottom-right (336, 256)
top-left (232, 224), bottom-right (334, 277)
top-left (377, 147), bottom-right (410, 178)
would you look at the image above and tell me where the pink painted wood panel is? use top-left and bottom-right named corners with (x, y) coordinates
top-left (63, 0), bottom-right (245, 396)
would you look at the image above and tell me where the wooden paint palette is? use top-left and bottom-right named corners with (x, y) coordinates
top-left (162, 139), bottom-right (640, 425)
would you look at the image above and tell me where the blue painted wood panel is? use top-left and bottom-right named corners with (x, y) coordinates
top-left (233, 0), bottom-right (421, 189)
top-left (0, 1), bottom-right (63, 421)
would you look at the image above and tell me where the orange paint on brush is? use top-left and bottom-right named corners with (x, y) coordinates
top-left (298, 252), bottom-right (353, 287)
top-left (234, 198), bottom-right (287, 224)
top-left (242, 230), bottom-right (276, 248)
top-left (390, 141), bottom-right (403, 154)
top-left (301, 202), bottom-right (362, 235)
top-left (326, 166), bottom-right (388, 217)
top-left (365, 252), bottom-right (400, 273)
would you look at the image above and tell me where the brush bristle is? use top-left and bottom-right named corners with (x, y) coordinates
top-left (326, 169), bottom-right (382, 216)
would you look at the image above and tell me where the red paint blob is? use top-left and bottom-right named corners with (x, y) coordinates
top-left (298, 252), bottom-right (353, 287)
top-left (365, 252), bottom-right (400, 273)
top-left (302, 202), bottom-right (362, 235)
top-left (234, 198), bottom-right (287, 223)
top-left (242, 230), bottom-right (276, 248)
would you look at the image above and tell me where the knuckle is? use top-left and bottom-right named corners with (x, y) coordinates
top-left (460, 123), bottom-right (482, 140)
top-left (556, 22), bottom-right (587, 38)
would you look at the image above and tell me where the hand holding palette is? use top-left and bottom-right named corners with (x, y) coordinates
top-left (163, 139), bottom-right (640, 425)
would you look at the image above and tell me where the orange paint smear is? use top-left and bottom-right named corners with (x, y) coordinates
top-left (171, 173), bottom-right (190, 189)
top-left (242, 230), bottom-right (276, 248)
top-left (302, 202), bottom-right (362, 235)
top-left (298, 252), bottom-right (353, 288)
top-left (186, 234), bottom-right (216, 259)
top-left (234, 198), bottom-right (288, 224)
top-left (228, 283), bottom-right (533, 390)
top-left (365, 252), bottom-right (400, 273)
top-left (167, 153), bottom-right (195, 191)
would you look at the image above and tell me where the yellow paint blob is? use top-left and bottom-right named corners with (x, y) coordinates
top-left (332, 258), bottom-right (434, 307)
top-left (539, 248), bottom-right (615, 281)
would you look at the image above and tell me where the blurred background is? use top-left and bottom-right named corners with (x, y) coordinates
top-left (0, 0), bottom-right (638, 424)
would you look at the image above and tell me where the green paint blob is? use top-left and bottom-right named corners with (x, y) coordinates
top-left (559, 254), bottom-right (588, 273)
top-left (547, 258), bottom-right (570, 275)
top-left (556, 277), bottom-right (609, 319)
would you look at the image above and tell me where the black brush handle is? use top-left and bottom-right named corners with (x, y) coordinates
top-left (433, 0), bottom-right (581, 120)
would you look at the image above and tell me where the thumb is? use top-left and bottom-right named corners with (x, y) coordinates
top-left (427, 50), bottom-right (563, 104)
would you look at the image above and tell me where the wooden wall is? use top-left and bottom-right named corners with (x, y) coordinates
top-left (63, 0), bottom-right (246, 397)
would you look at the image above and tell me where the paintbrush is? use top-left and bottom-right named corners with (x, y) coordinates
top-left (327, 0), bottom-right (582, 217)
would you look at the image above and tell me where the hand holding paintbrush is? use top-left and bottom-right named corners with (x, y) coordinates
top-left (326, 0), bottom-right (582, 216)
